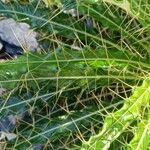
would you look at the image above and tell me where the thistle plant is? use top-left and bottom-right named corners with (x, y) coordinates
top-left (0, 0), bottom-right (149, 149)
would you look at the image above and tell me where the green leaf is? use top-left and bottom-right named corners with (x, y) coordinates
top-left (0, 48), bottom-right (149, 90)
top-left (81, 78), bottom-right (150, 150)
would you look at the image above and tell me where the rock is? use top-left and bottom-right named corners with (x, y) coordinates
top-left (0, 132), bottom-right (17, 141)
top-left (0, 41), bottom-right (3, 50)
top-left (0, 18), bottom-right (38, 51)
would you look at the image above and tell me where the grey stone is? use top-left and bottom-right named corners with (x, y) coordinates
top-left (0, 18), bottom-right (38, 51)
